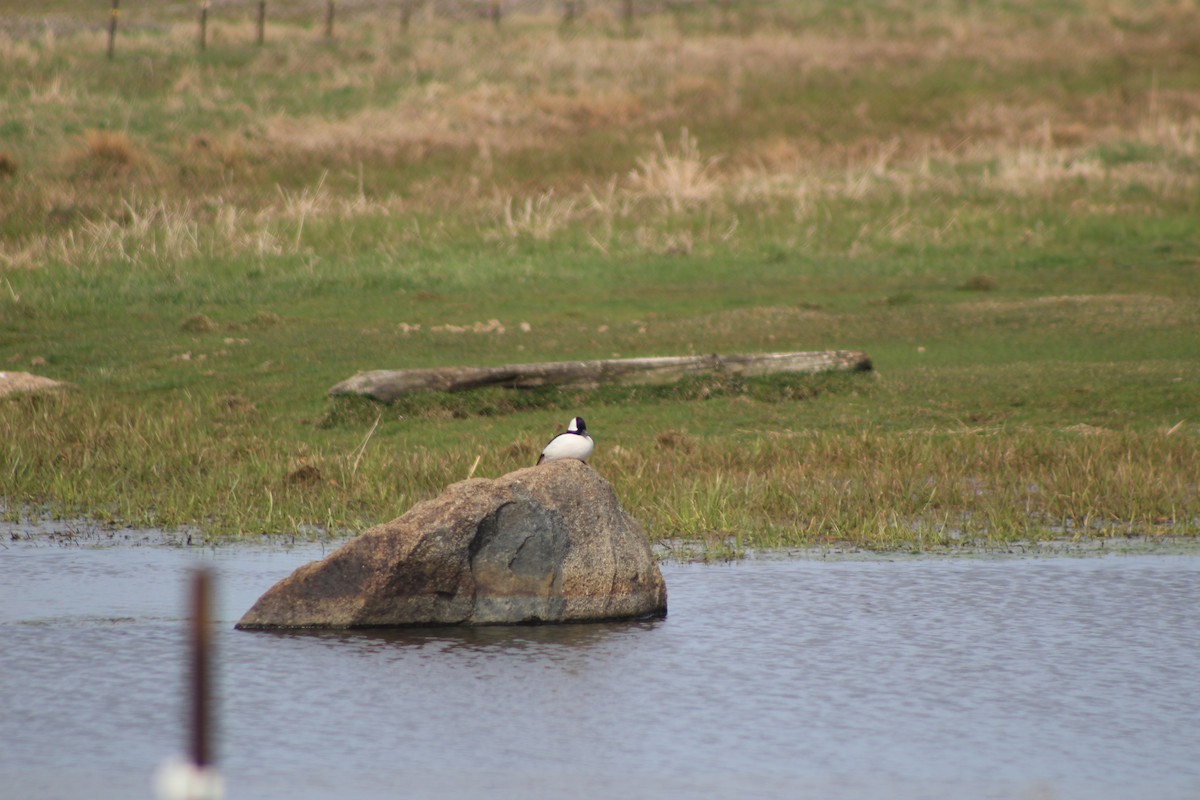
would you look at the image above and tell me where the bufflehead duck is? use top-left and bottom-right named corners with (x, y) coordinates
top-left (537, 416), bottom-right (594, 465)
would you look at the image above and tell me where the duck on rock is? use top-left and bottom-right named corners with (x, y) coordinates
top-left (537, 416), bottom-right (594, 465)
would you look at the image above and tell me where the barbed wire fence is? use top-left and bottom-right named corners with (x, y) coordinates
top-left (5, 1), bottom-right (747, 59)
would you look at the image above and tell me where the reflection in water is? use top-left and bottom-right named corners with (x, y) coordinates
top-left (268, 618), bottom-right (661, 653)
top-left (1, 535), bottom-right (1199, 800)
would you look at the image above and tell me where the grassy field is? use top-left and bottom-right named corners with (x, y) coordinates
top-left (1, 0), bottom-right (1198, 552)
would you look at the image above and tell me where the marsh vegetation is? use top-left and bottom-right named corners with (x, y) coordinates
top-left (1, 0), bottom-right (1197, 549)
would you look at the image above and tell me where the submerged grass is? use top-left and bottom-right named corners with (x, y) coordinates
top-left (1, 1), bottom-right (1198, 550)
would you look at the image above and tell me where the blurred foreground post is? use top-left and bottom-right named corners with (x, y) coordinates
top-left (256, 0), bottom-right (266, 45)
top-left (198, 1), bottom-right (209, 51)
top-left (154, 568), bottom-right (223, 800)
top-left (325, 0), bottom-right (336, 39)
top-left (189, 569), bottom-right (213, 770)
top-left (107, 0), bottom-right (119, 59)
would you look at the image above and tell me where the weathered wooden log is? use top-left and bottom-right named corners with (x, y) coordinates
top-left (0, 371), bottom-right (73, 398)
top-left (329, 350), bottom-right (872, 404)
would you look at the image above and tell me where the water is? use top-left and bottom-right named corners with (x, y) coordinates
top-left (2, 533), bottom-right (1199, 800)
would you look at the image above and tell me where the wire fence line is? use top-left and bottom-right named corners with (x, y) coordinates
top-left (8, 0), bottom-right (745, 33)
top-left (0, 0), bottom-right (747, 56)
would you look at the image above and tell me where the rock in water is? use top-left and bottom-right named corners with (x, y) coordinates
top-left (236, 460), bottom-right (666, 629)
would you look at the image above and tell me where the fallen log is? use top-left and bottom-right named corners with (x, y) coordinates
top-left (0, 371), bottom-right (73, 398)
top-left (329, 350), bottom-right (872, 404)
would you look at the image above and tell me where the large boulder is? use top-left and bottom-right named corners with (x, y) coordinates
top-left (236, 459), bottom-right (667, 629)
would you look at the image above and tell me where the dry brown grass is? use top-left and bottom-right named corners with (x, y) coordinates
top-left (628, 128), bottom-right (722, 213)
top-left (74, 129), bottom-right (140, 169)
top-left (499, 190), bottom-right (577, 240)
top-left (1, 2), bottom-right (1198, 271)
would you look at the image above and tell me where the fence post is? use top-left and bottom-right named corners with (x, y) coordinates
top-left (257, 0), bottom-right (266, 45)
top-left (107, 0), bottom-right (119, 59)
top-left (189, 570), bottom-right (214, 773)
top-left (400, 1), bottom-right (414, 32)
top-left (325, 0), bottom-right (336, 39)
top-left (489, 1), bottom-right (502, 27)
top-left (562, 0), bottom-right (576, 25)
top-left (199, 1), bottom-right (209, 51)
top-left (622, 0), bottom-right (634, 33)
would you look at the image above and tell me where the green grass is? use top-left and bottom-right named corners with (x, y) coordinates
top-left (1, 0), bottom-right (1198, 552)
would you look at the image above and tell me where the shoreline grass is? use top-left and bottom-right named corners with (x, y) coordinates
top-left (2, 1), bottom-right (1198, 551)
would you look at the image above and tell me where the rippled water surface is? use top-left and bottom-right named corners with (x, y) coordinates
top-left (2, 534), bottom-right (1199, 800)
